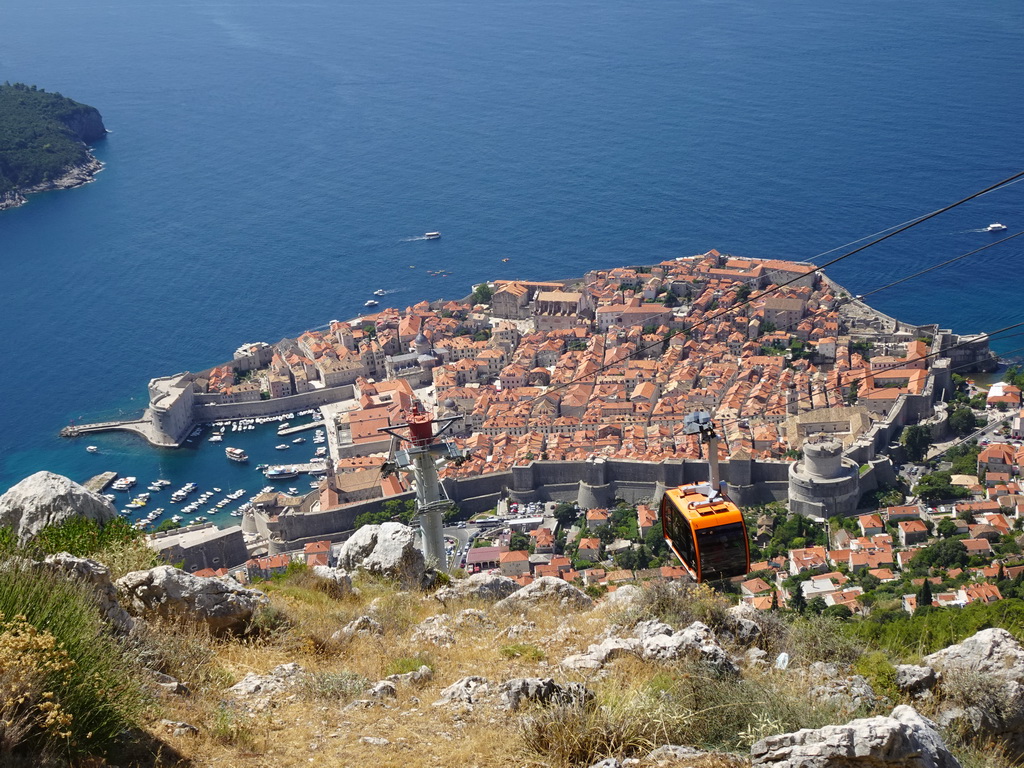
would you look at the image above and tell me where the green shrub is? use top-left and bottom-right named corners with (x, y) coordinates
top-left (500, 643), bottom-right (545, 662)
top-left (298, 671), bottom-right (369, 703)
top-left (0, 561), bottom-right (145, 759)
top-left (852, 651), bottom-right (900, 702)
top-left (784, 615), bottom-right (863, 665)
top-left (520, 671), bottom-right (843, 766)
top-left (384, 655), bottom-right (433, 676)
top-left (210, 704), bottom-right (258, 750)
top-left (617, 580), bottom-right (731, 632)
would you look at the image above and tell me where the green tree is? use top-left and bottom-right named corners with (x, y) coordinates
top-left (914, 471), bottom-right (970, 504)
top-left (823, 604), bottom-right (853, 620)
top-left (949, 407), bottom-right (977, 437)
top-left (471, 283), bottom-right (493, 304)
top-left (643, 525), bottom-right (668, 557)
top-left (807, 596), bottom-right (828, 615)
top-left (509, 531), bottom-right (530, 551)
top-left (913, 538), bottom-right (968, 572)
top-left (902, 425), bottom-right (932, 462)
top-left (553, 502), bottom-right (579, 528)
top-left (937, 517), bottom-right (959, 538)
top-left (614, 547), bottom-right (638, 571)
top-left (917, 579), bottom-right (933, 607)
top-left (789, 585), bottom-right (807, 614)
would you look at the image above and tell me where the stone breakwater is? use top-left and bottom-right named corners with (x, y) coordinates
top-left (0, 155), bottom-right (105, 211)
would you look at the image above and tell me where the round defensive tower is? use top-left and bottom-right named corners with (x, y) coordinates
top-left (788, 438), bottom-right (860, 518)
top-left (576, 480), bottom-right (613, 512)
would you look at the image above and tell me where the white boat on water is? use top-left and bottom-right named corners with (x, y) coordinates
top-left (364, 299), bottom-right (379, 308)
top-left (373, 289), bottom-right (386, 296)
top-left (985, 222), bottom-right (1007, 232)
top-left (226, 447), bottom-right (249, 462)
top-left (275, 444), bottom-right (290, 450)
top-left (86, 445), bottom-right (99, 453)
top-left (424, 231), bottom-right (441, 239)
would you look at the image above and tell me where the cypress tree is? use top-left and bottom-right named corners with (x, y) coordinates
top-left (917, 579), bottom-right (933, 608)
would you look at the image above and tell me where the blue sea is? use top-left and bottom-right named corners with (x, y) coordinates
top-left (2, 0), bottom-right (1023, 520)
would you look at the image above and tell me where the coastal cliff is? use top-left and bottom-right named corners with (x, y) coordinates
top-left (0, 82), bottom-right (107, 210)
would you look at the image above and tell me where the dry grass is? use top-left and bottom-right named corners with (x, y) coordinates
top-left (131, 572), bottom-right (863, 768)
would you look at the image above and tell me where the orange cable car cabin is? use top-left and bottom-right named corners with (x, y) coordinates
top-left (660, 484), bottom-right (750, 582)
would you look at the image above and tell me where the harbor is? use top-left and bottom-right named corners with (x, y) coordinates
top-left (70, 411), bottom-right (335, 532)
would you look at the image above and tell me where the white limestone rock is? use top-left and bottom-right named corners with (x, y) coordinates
top-left (639, 621), bottom-right (738, 675)
top-left (412, 614), bottom-right (455, 647)
top-left (435, 571), bottom-right (521, 603)
top-left (42, 552), bottom-right (136, 633)
top-left (116, 565), bottom-right (269, 634)
top-left (432, 676), bottom-right (493, 708)
top-left (311, 565), bottom-right (356, 595)
top-left (495, 576), bottom-right (593, 612)
top-left (386, 664), bottom-right (433, 687)
top-left (895, 665), bottom-right (937, 696)
top-left (601, 584), bottom-right (643, 610)
top-left (369, 680), bottom-right (397, 699)
top-left (331, 614), bottom-right (384, 643)
top-left (498, 677), bottom-right (594, 712)
top-left (924, 628), bottom-right (1024, 684)
top-left (336, 522), bottom-right (426, 587)
top-left (561, 637), bottom-right (639, 672)
top-left (0, 471), bottom-right (115, 544)
top-left (725, 602), bottom-right (764, 644)
top-left (646, 745), bottom-right (712, 765)
top-left (810, 675), bottom-right (881, 714)
top-left (924, 628), bottom-right (1024, 755)
top-left (161, 719), bottom-right (199, 737)
top-left (750, 705), bottom-right (960, 768)
top-left (228, 663), bottom-right (304, 711)
top-left (455, 608), bottom-right (497, 629)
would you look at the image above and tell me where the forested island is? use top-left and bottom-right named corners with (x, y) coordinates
top-left (0, 82), bottom-right (107, 210)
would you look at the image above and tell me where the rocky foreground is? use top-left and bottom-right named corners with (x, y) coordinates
top-left (2, 474), bottom-right (1023, 767)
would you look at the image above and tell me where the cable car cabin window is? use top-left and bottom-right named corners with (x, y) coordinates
top-left (663, 501), bottom-right (696, 568)
top-left (696, 522), bottom-right (748, 580)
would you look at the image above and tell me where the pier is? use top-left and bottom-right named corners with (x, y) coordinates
top-left (84, 471), bottom-right (118, 493)
top-left (275, 421), bottom-right (322, 437)
top-left (60, 413), bottom-right (180, 448)
top-left (61, 418), bottom-right (148, 438)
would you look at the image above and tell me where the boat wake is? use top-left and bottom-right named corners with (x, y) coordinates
top-left (401, 235), bottom-right (429, 242)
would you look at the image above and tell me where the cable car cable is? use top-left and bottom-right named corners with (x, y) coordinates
top-left (507, 172), bottom-right (1024, 410)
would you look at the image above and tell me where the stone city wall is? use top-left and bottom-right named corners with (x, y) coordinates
top-left (192, 384), bottom-right (355, 423)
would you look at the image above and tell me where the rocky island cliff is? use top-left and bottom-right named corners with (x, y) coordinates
top-left (0, 82), bottom-right (107, 210)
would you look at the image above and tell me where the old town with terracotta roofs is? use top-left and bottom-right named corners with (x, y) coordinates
top-left (144, 250), bottom-right (1024, 618)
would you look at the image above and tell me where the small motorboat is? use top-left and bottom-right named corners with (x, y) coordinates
top-left (86, 445), bottom-right (99, 453)
top-left (364, 299), bottom-right (379, 308)
top-left (424, 232), bottom-right (441, 239)
top-left (275, 444), bottom-right (290, 450)
top-left (373, 289), bottom-right (386, 296)
top-left (985, 222), bottom-right (1007, 232)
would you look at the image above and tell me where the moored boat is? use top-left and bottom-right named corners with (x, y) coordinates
top-left (264, 465), bottom-right (300, 480)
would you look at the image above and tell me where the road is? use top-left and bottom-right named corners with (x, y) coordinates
top-left (925, 411), bottom-right (1014, 462)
